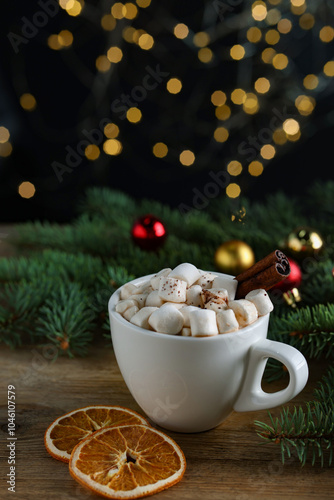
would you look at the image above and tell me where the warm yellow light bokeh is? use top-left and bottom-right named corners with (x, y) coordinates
top-left (126, 107), bottom-right (142, 123)
top-left (254, 77), bottom-right (270, 93)
top-left (85, 144), bottom-right (100, 161)
top-left (58, 30), bottom-right (73, 47)
top-left (107, 46), bottom-right (123, 63)
top-left (248, 161), bottom-right (263, 176)
top-left (104, 123), bottom-right (120, 138)
top-left (153, 142), bottom-right (168, 158)
top-left (299, 13), bottom-right (314, 30)
top-left (319, 26), bottom-right (334, 43)
top-left (18, 182), bottom-right (36, 199)
top-left (166, 78), bottom-right (182, 94)
top-left (252, 2), bottom-right (267, 21)
top-left (198, 48), bottom-right (213, 63)
top-left (247, 27), bottom-right (262, 43)
top-left (215, 105), bottom-right (231, 120)
top-left (48, 34), bottom-right (62, 50)
top-left (272, 53), bottom-right (288, 69)
top-left (262, 47), bottom-right (276, 63)
top-left (111, 2), bottom-right (126, 19)
top-left (231, 88), bottom-right (246, 105)
top-left (138, 33), bottom-right (154, 50)
top-left (227, 161), bottom-right (242, 176)
top-left (273, 128), bottom-right (287, 145)
top-left (65, 0), bottom-right (83, 16)
top-left (101, 14), bottom-right (116, 31)
top-left (260, 144), bottom-right (276, 159)
top-left (96, 55), bottom-right (111, 72)
top-left (230, 45), bottom-right (245, 60)
top-left (226, 183), bottom-right (241, 198)
top-left (20, 93), bottom-right (37, 111)
top-left (211, 91), bottom-right (227, 106)
top-left (214, 127), bottom-right (229, 143)
top-left (283, 119), bottom-right (300, 135)
top-left (243, 93), bottom-right (259, 114)
top-left (265, 29), bottom-right (280, 45)
top-left (295, 95), bottom-right (316, 115)
top-left (174, 23), bottom-right (189, 39)
top-left (103, 139), bottom-right (122, 155)
top-left (136, 0), bottom-right (151, 7)
top-left (303, 74), bottom-right (319, 90)
top-left (124, 2), bottom-right (138, 19)
top-left (193, 32), bottom-right (210, 47)
top-left (0, 127), bottom-right (10, 144)
top-left (0, 143), bottom-right (12, 157)
top-left (179, 150), bottom-right (195, 166)
top-left (278, 18), bottom-right (292, 33)
top-left (324, 61), bottom-right (334, 77)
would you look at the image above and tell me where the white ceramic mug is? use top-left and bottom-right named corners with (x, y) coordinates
top-left (108, 273), bottom-right (309, 433)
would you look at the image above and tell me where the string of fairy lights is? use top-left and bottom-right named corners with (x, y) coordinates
top-left (1, 0), bottom-right (334, 201)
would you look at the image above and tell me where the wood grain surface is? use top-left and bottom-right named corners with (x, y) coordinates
top-left (0, 229), bottom-right (333, 500)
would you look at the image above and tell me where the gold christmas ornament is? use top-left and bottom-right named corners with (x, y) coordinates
top-left (214, 240), bottom-right (255, 275)
top-left (286, 226), bottom-right (324, 259)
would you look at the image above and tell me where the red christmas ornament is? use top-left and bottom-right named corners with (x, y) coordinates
top-left (131, 214), bottom-right (167, 251)
top-left (272, 258), bottom-right (302, 292)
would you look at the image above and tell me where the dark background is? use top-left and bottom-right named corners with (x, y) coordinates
top-left (1, 0), bottom-right (334, 223)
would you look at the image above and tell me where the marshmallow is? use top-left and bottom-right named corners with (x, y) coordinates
top-left (205, 300), bottom-right (228, 314)
top-left (128, 293), bottom-right (148, 308)
top-left (216, 309), bottom-right (239, 334)
top-left (212, 276), bottom-right (238, 301)
top-left (168, 263), bottom-right (202, 287)
top-left (245, 289), bottom-right (274, 316)
top-left (186, 285), bottom-right (204, 307)
top-left (123, 305), bottom-right (139, 321)
top-left (148, 304), bottom-right (184, 335)
top-left (189, 309), bottom-right (219, 337)
top-left (120, 283), bottom-right (139, 300)
top-left (201, 288), bottom-right (228, 306)
top-left (163, 302), bottom-right (185, 309)
top-left (131, 281), bottom-right (151, 294)
top-left (158, 277), bottom-right (187, 303)
top-left (130, 307), bottom-right (158, 329)
top-left (229, 299), bottom-right (258, 328)
top-left (150, 268), bottom-right (172, 290)
top-left (145, 290), bottom-right (165, 307)
top-left (195, 272), bottom-right (217, 289)
top-left (179, 305), bottom-right (199, 327)
top-left (116, 299), bottom-right (138, 314)
top-left (181, 327), bottom-right (192, 337)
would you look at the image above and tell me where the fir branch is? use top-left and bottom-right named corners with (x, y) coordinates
top-left (300, 259), bottom-right (334, 306)
top-left (77, 187), bottom-right (137, 221)
top-left (35, 282), bottom-right (95, 358)
top-left (255, 367), bottom-right (334, 466)
top-left (0, 279), bottom-right (54, 348)
top-left (268, 304), bottom-right (334, 359)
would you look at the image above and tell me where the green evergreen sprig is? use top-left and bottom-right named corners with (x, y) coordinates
top-left (268, 304), bottom-right (334, 359)
top-left (255, 367), bottom-right (334, 466)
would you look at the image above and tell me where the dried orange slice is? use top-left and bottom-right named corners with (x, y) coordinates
top-left (45, 406), bottom-right (150, 463)
top-left (69, 424), bottom-right (186, 499)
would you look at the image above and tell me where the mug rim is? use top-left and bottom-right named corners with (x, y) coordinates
top-left (108, 272), bottom-right (269, 342)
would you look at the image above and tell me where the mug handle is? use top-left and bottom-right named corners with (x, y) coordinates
top-left (233, 338), bottom-right (309, 412)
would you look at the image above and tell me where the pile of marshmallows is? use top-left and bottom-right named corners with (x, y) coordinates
top-left (116, 263), bottom-right (274, 337)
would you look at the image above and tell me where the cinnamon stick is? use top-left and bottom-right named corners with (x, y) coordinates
top-left (234, 249), bottom-right (290, 299)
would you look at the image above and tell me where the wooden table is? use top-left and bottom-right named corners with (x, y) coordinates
top-left (0, 231), bottom-right (333, 499)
